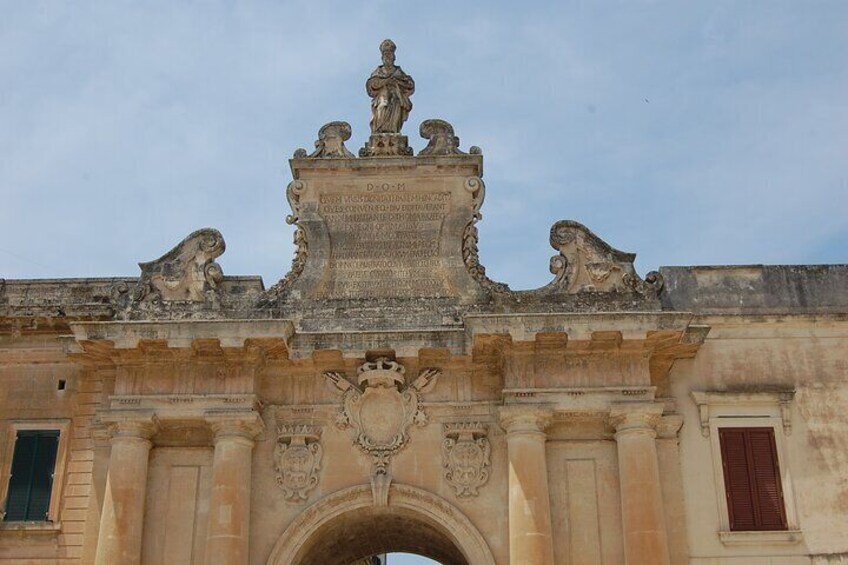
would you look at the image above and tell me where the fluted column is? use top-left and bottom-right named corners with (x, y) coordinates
top-left (500, 407), bottom-right (555, 565)
top-left (204, 411), bottom-right (264, 565)
top-left (610, 403), bottom-right (670, 565)
top-left (94, 412), bottom-right (159, 565)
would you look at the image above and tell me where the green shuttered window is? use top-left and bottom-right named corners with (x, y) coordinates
top-left (719, 427), bottom-right (787, 531)
top-left (3, 430), bottom-right (60, 522)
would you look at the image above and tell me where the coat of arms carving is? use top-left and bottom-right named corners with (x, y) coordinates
top-left (274, 424), bottom-right (322, 502)
top-left (325, 357), bottom-right (439, 473)
top-left (442, 422), bottom-right (491, 497)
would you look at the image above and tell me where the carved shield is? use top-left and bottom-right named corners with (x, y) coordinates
top-left (443, 424), bottom-right (491, 497)
top-left (278, 444), bottom-right (317, 490)
top-left (274, 426), bottom-right (322, 502)
top-left (357, 386), bottom-right (406, 448)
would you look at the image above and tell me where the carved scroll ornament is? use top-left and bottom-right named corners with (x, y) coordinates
top-left (274, 424), bottom-right (322, 502)
top-left (462, 177), bottom-right (510, 294)
top-left (544, 220), bottom-right (663, 295)
top-left (419, 119), bottom-right (464, 156)
top-left (325, 358), bottom-right (439, 473)
top-left (443, 422), bottom-right (491, 497)
top-left (262, 181), bottom-right (308, 300)
top-left (298, 121), bottom-right (355, 159)
top-left (110, 228), bottom-right (226, 315)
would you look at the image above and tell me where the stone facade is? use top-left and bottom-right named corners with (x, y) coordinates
top-left (1, 41), bottom-right (847, 565)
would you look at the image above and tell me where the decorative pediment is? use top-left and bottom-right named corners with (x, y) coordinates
top-left (542, 220), bottom-right (662, 295)
top-left (324, 358), bottom-right (440, 474)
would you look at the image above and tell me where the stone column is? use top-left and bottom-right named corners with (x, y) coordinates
top-left (94, 412), bottom-right (159, 565)
top-left (610, 403), bottom-right (670, 565)
top-left (500, 407), bottom-right (555, 565)
top-left (204, 412), bottom-right (264, 565)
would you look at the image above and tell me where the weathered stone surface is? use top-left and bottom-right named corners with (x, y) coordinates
top-left (659, 264), bottom-right (848, 314)
top-left (266, 155), bottom-right (492, 306)
top-left (2, 40), bottom-right (847, 565)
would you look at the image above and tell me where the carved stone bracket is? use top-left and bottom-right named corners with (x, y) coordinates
top-left (324, 358), bottom-right (440, 474)
top-left (274, 424), bottom-right (323, 502)
top-left (542, 220), bottom-right (663, 296)
top-left (462, 177), bottom-right (509, 294)
top-left (442, 422), bottom-right (491, 497)
top-left (110, 228), bottom-right (226, 317)
top-left (419, 119), bottom-right (464, 156)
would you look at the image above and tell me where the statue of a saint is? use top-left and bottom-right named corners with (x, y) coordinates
top-left (367, 39), bottom-right (415, 134)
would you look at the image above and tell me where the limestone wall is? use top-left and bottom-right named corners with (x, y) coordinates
top-left (0, 332), bottom-right (103, 564)
top-left (671, 314), bottom-right (848, 563)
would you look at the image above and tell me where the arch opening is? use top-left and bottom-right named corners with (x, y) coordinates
top-left (267, 484), bottom-right (495, 565)
top-left (297, 505), bottom-right (465, 565)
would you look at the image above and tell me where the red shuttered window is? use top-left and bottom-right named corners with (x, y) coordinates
top-left (718, 427), bottom-right (788, 531)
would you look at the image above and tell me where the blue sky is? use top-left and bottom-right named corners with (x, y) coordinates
top-left (1, 1), bottom-right (846, 290)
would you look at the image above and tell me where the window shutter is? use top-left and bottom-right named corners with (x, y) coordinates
top-left (3, 430), bottom-right (59, 521)
top-left (4, 434), bottom-right (37, 521)
top-left (748, 428), bottom-right (787, 529)
top-left (719, 427), bottom-right (787, 531)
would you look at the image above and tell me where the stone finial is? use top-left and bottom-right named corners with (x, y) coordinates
top-left (366, 39), bottom-right (414, 135)
top-left (307, 121), bottom-right (355, 159)
top-left (419, 119), bottom-right (465, 156)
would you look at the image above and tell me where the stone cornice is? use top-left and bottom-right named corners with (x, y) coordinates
top-left (290, 153), bottom-right (483, 179)
top-left (108, 394), bottom-right (260, 422)
top-left (68, 319), bottom-right (295, 350)
top-left (504, 386), bottom-right (656, 412)
top-left (690, 389), bottom-right (795, 437)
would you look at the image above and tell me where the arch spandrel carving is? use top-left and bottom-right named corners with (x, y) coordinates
top-left (266, 483), bottom-right (497, 565)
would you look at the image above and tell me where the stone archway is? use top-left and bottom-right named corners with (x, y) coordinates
top-left (267, 483), bottom-right (496, 565)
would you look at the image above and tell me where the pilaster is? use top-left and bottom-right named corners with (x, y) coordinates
top-left (204, 411), bottom-right (264, 565)
top-left (94, 411), bottom-right (159, 565)
top-left (609, 402), bottom-right (670, 565)
top-left (499, 406), bottom-right (555, 565)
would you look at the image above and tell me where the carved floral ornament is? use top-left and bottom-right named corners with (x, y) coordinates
top-left (442, 422), bottom-right (491, 497)
top-left (274, 424), bottom-right (323, 502)
top-left (324, 358), bottom-right (440, 473)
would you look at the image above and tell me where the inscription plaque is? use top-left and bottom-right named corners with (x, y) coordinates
top-left (282, 155), bottom-right (488, 302)
top-left (318, 189), bottom-right (451, 298)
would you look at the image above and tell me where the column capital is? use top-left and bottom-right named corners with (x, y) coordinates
top-left (100, 410), bottom-right (159, 441)
top-left (498, 406), bottom-right (553, 435)
top-left (609, 402), bottom-right (664, 435)
top-left (205, 410), bottom-right (265, 442)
